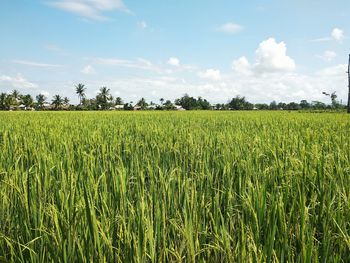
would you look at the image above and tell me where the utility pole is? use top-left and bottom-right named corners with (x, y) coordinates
top-left (348, 54), bottom-right (350, 113)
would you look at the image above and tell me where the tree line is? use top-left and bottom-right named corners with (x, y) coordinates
top-left (0, 83), bottom-right (346, 111)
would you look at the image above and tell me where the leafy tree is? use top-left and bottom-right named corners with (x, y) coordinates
top-left (0, 93), bottom-right (7, 110)
top-left (21, 94), bottom-right (34, 109)
top-left (36, 94), bottom-right (46, 110)
top-left (299, 100), bottom-right (310, 109)
top-left (136, 98), bottom-right (148, 110)
top-left (96, 87), bottom-right (111, 110)
top-left (160, 98), bottom-right (164, 105)
top-left (255, 103), bottom-right (269, 110)
top-left (285, 102), bottom-right (300, 110)
top-left (228, 96), bottom-right (251, 110)
top-left (269, 101), bottom-right (278, 110)
top-left (115, 97), bottom-right (123, 105)
top-left (52, 95), bottom-right (63, 110)
top-left (75, 84), bottom-right (86, 105)
top-left (163, 100), bottom-right (175, 110)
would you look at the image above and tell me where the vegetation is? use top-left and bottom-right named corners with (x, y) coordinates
top-left (0, 111), bottom-right (349, 262)
top-left (0, 86), bottom-right (347, 111)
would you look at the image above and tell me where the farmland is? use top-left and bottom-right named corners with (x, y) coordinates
top-left (0, 111), bottom-right (349, 262)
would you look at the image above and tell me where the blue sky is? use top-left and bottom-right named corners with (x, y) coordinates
top-left (0, 0), bottom-right (349, 104)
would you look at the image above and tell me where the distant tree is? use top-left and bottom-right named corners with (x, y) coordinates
top-left (160, 98), bottom-right (164, 105)
top-left (96, 87), bottom-right (111, 110)
top-left (255, 103), bottom-right (269, 110)
top-left (277, 102), bottom-right (287, 110)
top-left (269, 101), bottom-right (278, 110)
top-left (197, 96), bottom-right (211, 110)
top-left (0, 93), bottom-right (7, 110)
top-left (115, 97), bottom-right (123, 105)
top-left (52, 95), bottom-right (63, 110)
top-left (228, 96), bottom-right (251, 110)
top-left (175, 94), bottom-right (199, 110)
top-left (12, 90), bottom-right (20, 101)
top-left (123, 103), bottom-right (134, 110)
top-left (312, 101), bottom-right (327, 110)
top-left (285, 102), bottom-right (300, 110)
top-left (136, 98), bottom-right (148, 110)
top-left (36, 94), bottom-right (46, 110)
top-left (63, 97), bottom-right (70, 105)
top-left (299, 100), bottom-right (310, 109)
top-left (21, 94), bottom-right (34, 109)
top-left (75, 84), bottom-right (86, 105)
top-left (163, 100), bottom-right (175, 110)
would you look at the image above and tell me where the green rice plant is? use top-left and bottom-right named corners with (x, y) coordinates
top-left (0, 111), bottom-right (349, 262)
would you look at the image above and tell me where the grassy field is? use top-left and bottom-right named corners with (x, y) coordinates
top-left (0, 111), bottom-right (349, 262)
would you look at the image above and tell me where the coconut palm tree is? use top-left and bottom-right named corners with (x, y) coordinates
top-left (21, 94), bottom-right (34, 109)
top-left (36, 94), bottom-right (46, 110)
top-left (52, 95), bottom-right (63, 110)
top-left (75, 83), bottom-right (86, 105)
top-left (96, 87), bottom-right (111, 109)
top-left (64, 97), bottom-right (70, 105)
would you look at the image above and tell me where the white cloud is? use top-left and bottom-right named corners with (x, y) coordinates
top-left (137, 21), bottom-right (147, 29)
top-left (0, 74), bottom-right (38, 90)
top-left (312, 27), bottom-right (345, 43)
top-left (47, 0), bottom-right (129, 21)
top-left (217, 22), bottom-right (243, 34)
top-left (216, 23), bottom-right (243, 34)
top-left (167, 57), bottom-right (180, 67)
top-left (254, 38), bottom-right (296, 72)
top-left (12, 60), bottom-right (64, 68)
top-left (86, 57), bottom-right (168, 73)
top-left (318, 50), bottom-right (337, 61)
top-left (232, 56), bottom-right (252, 75)
top-left (331, 28), bottom-right (344, 42)
top-left (81, 65), bottom-right (96, 74)
top-left (198, 69), bottom-right (222, 81)
top-left (232, 38), bottom-right (295, 75)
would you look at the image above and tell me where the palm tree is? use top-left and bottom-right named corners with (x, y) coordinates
top-left (64, 97), bottom-right (70, 105)
top-left (11, 90), bottom-right (20, 107)
top-left (75, 83), bottom-right (86, 105)
top-left (97, 87), bottom-right (111, 109)
top-left (52, 95), bottom-right (63, 110)
top-left (21, 94), bottom-right (34, 109)
top-left (36, 94), bottom-right (46, 110)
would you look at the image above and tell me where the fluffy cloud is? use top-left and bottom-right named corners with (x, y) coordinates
top-left (198, 69), bottom-right (222, 81)
top-left (312, 27), bottom-right (345, 43)
top-left (217, 22), bottom-right (243, 34)
top-left (232, 38), bottom-right (295, 75)
top-left (254, 38), bottom-right (296, 72)
top-left (167, 57), bottom-right (180, 67)
top-left (81, 65), bottom-right (96, 74)
top-left (331, 28), bottom-right (344, 42)
top-left (47, 0), bottom-right (129, 20)
top-left (318, 50), bottom-right (337, 61)
top-left (0, 74), bottom-right (38, 90)
top-left (232, 56), bottom-right (251, 75)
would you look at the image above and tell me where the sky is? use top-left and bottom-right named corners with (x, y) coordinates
top-left (0, 0), bottom-right (349, 104)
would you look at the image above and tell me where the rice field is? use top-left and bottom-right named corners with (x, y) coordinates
top-left (0, 111), bottom-right (349, 262)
